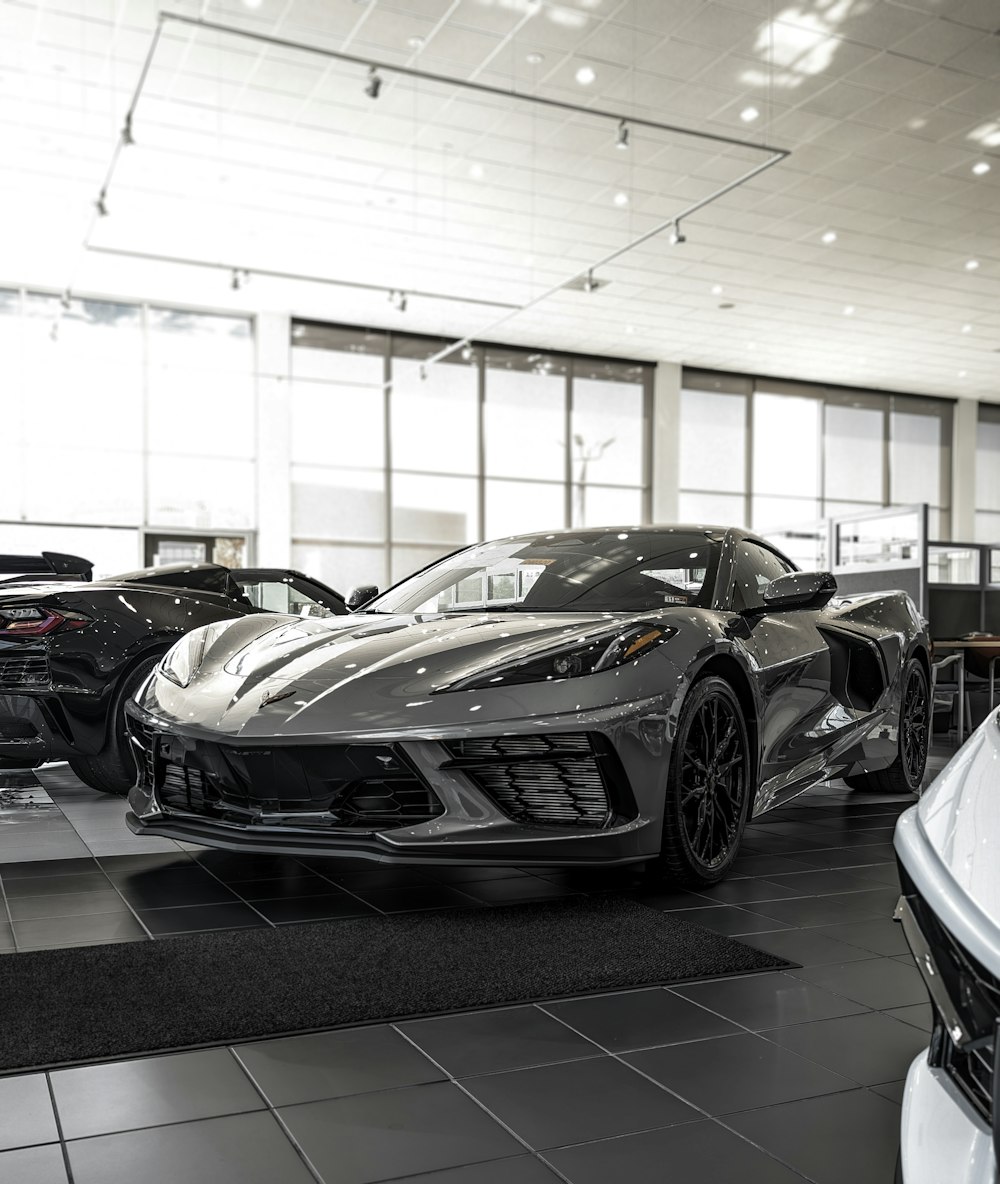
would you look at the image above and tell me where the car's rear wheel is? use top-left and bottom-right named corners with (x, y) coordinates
top-left (844, 658), bottom-right (929, 795)
top-left (68, 655), bottom-right (161, 796)
top-left (652, 676), bottom-right (753, 887)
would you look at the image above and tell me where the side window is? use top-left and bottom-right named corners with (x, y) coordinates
top-left (731, 543), bottom-right (794, 613)
top-left (238, 579), bottom-right (339, 618)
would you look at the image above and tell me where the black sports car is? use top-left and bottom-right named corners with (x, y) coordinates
top-left (125, 526), bottom-right (930, 885)
top-left (0, 558), bottom-right (346, 793)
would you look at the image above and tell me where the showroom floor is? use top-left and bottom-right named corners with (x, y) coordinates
top-left (0, 749), bottom-right (950, 1184)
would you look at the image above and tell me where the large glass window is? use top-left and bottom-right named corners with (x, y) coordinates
top-left (681, 370), bottom-right (952, 539)
top-left (290, 323), bottom-right (653, 591)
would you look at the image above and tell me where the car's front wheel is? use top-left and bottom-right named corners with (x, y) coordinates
top-left (844, 658), bottom-right (929, 795)
top-left (652, 675), bottom-right (753, 887)
top-left (68, 655), bottom-right (162, 796)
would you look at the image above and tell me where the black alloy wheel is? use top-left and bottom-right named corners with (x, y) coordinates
top-left (899, 662), bottom-right (930, 788)
top-left (654, 676), bottom-right (752, 886)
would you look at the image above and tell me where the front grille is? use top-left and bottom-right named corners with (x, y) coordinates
top-left (900, 871), bottom-right (1000, 1138)
top-left (129, 723), bottom-right (443, 831)
top-left (0, 654), bottom-right (50, 689)
top-left (443, 732), bottom-right (614, 829)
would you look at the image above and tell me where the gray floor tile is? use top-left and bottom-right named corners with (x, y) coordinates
top-left (789, 958), bottom-right (928, 1010)
top-left (542, 987), bottom-right (742, 1052)
top-left (0, 1142), bottom-right (68, 1184)
top-left (278, 1080), bottom-right (521, 1184)
top-left (136, 902), bottom-right (267, 935)
top-left (693, 877), bottom-right (805, 904)
top-left (0, 858), bottom-right (98, 879)
top-left (871, 1080), bottom-right (906, 1104)
top-left (669, 905), bottom-right (794, 936)
top-left (740, 927), bottom-right (876, 967)
top-left (3, 873), bottom-right (111, 899)
top-left (0, 922), bottom-right (14, 952)
top-left (234, 1024), bottom-right (445, 1106)
top-left (398, 1005), bottom-right (600, 1076)
top-left (13, 912), bottom-right (147, 949)
top-left (66, 1111), bottom-right (315, 1184)
top-left (460, 1055), bottom-right (699, 1150)
top-left (0, 1073), bottom-right (59, 1150)
top-left (763, 1012), bottom-right (930, 1086)
top-left (724, 1089), bottom-right (903, 1184)
top-left (815, 917), bottom-right (911, 956)
top-left (672, 972), bottom-right (869, 1031)
top-left (391, 1157), bottom-right (562, 1183)
top-left (51, 1048), bottom-right (265, 1138)
top-left (545, 1120), bottom-right (808, 1184)
top-left (626, 1032), bottom-right (855, 1115)
top-left (884, 1003), bottom-right (933, 1034)
top-left (6, 889), bottom-right (130, 921)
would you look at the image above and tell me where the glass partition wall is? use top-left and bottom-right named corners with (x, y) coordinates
top-left (977, 403), bottom-right (1000, 544)
top-left (289, 322), bottom-right (653, 593)
top-left (680, 369), bottom-right (953, 540)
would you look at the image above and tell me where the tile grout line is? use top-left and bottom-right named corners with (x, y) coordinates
top-left (44, 1071), bottom-right (75, 1184)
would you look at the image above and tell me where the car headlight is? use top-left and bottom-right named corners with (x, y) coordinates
top-left (440, 623), bottom-right (675, 693)
top-left (159, 620), bottom-right (236, 688)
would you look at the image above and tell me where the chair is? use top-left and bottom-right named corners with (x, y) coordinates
top-left (930, 652), bottom-right (972, 743)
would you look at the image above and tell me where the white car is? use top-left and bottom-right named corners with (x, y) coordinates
top-left (894, 706), bottom-right (1000, 1184)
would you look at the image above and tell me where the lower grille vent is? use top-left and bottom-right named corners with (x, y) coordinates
top-left (444, 732), bottom-right (614, 829)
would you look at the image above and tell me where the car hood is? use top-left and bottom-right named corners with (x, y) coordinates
top-left (914, 707), bottom-right (1000, 923)
top-left (142, 608), bottom-right (688, 739)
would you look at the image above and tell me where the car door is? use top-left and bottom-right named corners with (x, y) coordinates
top-left (725, 539), bottom-right (843, 805)
top-left (232, 569), bottom-right (347, 618)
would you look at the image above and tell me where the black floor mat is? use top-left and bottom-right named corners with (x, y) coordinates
top-left (0, 895), bottom-right (790, 1072)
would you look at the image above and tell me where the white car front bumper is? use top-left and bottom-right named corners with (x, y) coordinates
top-left (901, 1052), bottom-right (997, 1184)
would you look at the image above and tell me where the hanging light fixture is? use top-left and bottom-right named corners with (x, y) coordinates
top-left (615, 120), bottom-right (629, 150)
top-left (365, 66), bottom-right (383, 99)
top-left (669, 220), bottom-right (686, 245)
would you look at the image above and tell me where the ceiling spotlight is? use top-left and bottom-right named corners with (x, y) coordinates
top-left (965, 259), bottom-right (980, 271)
top-left (821, 229), bottom-right (837, 244)
top-left (615, 120), bottom-right (630, 150)
top-left (962, 323), bottom-right (972, 333)
top-left (613, 190), bottom-right (629, 207)
top-left (526, 51), bottom-right (544, 65)
top-left (740, 106), bottom-right (759, 123)
top-left (625, 324), bottom-right (635, 334)
top-left (972, 161), bottom-right (991, 176)
top-left (95, 189), bottom-right (109, 217)
top-left (669, 221), bottom-right (686, 245)
top-left (389, 289), bottom-right (407, 312)
top-left (575, 64), bottom-right (596, 85)
top-left (230, 268), bottom-right (249, 290)
top-left (959, 370), bottom-right (968, 377)
top-left (461, 344), bottom-right (473, 361)
top-left (843, 304), bottom-right (855, 315)
top-left (365, 66), bottom-right (382, 99)
top-left (711, 284), bottom-right (723, 295)
top-left (407, 36), bottom-right (425, 50)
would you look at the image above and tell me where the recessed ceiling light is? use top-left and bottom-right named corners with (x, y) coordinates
top-left (241, 0), bottom-right (263, 8)
top-left (711, 284), bottom-right (723, 295)
top-left (972, 161), bottom-right (991, 176)
top-left (613, 191), bottom-right (629, 207)
top-left (843, 305), bottom-right (855, 315)
top-left (575, 65), bottom-right (597, 85)
top-left (526, 52), bottom-right (544, 65)
top-left (965, 259), bottom-right (980, 271)
top-left (407, 36), bottom-right (425, 50)
top-left (959, 370), bottom-right (968, 377)
top-left (468, 162), bottom-right (484, 180)
top-left (747, 342), bottom-right (757, 351)
top-left (961, 323), bottom-right (972, 333)
top-left (821, 230), bottom-right (837, 244)
top-left (625, 324), bottom-right (635, 334)
top-left (740, 106), bottom-right (759, 123)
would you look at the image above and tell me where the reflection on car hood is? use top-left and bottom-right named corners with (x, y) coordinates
top-left (916, 708), bottom-right (1000, 923)
top-left (143, 608), bottom-right (693, 739)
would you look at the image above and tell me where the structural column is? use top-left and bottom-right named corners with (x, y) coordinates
top-left (651, 361), bottom-right (682, 524)
top-left (255, 310), bottom-right (292, 566)
top-left (952, 396), bottom-right (978, 541)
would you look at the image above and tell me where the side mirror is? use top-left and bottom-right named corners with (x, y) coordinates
top-left (346, 584), bottom-right (379, 611)
top-left (761, 571), bottom-right (837, 611)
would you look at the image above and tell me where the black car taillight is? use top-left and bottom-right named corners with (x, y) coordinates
top-left (0, 606), bottom-right (91, 636)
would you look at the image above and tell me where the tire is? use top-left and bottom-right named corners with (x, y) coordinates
top-left (67, 655), bottom-right (162, 796)
top-left (845, 658), bottom-right (929, 796)
top-left (652, 676), bottom-right (753, 887)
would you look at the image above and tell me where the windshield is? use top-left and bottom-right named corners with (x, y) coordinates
top-left (369, 530), bottom-right (721, 615)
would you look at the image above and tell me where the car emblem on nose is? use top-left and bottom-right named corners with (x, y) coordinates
top-left (260, 687), bottom-right (296, 708)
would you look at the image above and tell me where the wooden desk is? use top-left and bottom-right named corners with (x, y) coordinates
top-left (931, 640), bottom-right (1000, 745)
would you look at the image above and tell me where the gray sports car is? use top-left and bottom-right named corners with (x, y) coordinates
top-left (125, 526), bottom-right (930, 885)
